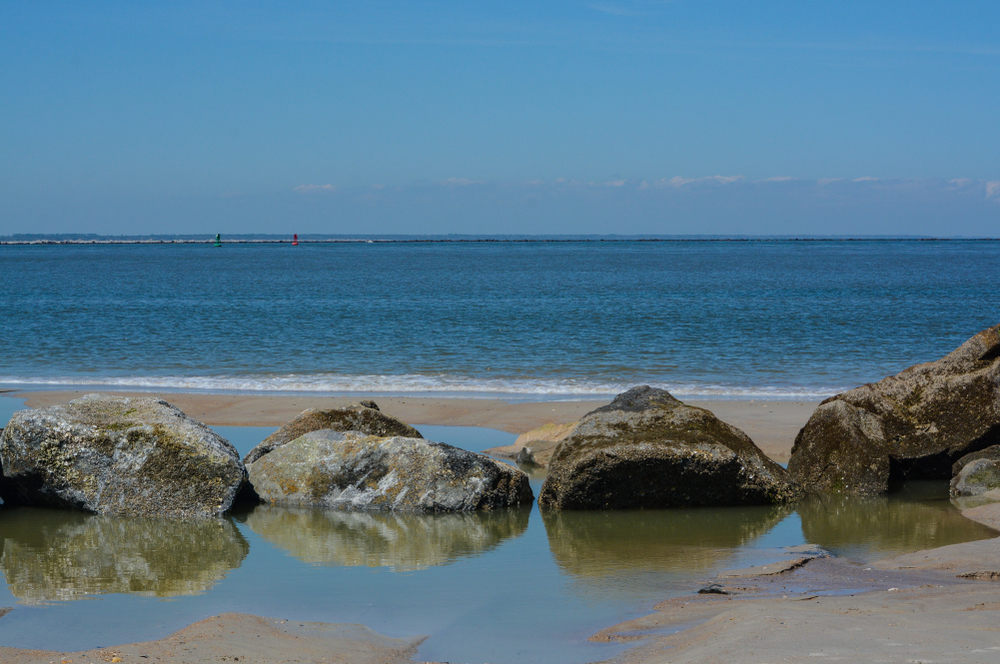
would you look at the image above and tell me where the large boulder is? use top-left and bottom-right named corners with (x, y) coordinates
top-left (788, 324), bottom-right (1000, 495)
top-left (951, 459), bottom-right (1000, 497)
top-left (537, 386), bottom-right (799, 510)
top-left (243, 402), bottom-right (421, 465)
top-left (0, 394), bottom-right (246, 518)
top-left (246, 429), bottom-right (533, 512)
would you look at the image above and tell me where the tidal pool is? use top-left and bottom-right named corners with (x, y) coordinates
top-left (0, 399), bottom-right (995, 663)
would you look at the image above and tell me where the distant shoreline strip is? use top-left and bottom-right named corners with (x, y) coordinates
top-left (3, 237), bottom-right (1000, 246)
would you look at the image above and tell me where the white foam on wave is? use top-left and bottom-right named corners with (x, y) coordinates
top-left (0, 373), bottom-right (844, 400)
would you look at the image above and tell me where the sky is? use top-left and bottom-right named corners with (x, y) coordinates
top-left (2, 1), bottom-right (999, 236)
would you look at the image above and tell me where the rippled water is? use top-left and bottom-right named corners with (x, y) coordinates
top-left (0, 397), bottom-right (994, 663)
top-left (3, 240), bottom-right (999, 398)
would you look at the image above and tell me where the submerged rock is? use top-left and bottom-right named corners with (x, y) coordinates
top-left (537, 386), bottom-right (799, 510)
top-left (243, 403), bottom-right (422, 465)
top-left (247, 429), bottom-right (533, 512)
top-left (0, 394), bottom-right (245, 518)
top-left (788, 324), bottom-right (1000, 495)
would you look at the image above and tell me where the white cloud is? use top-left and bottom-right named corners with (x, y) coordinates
top-left (441, 177), bottom-right (484, 186)
top-left (987, 181), bottom-right (1000, 199)
top-left (817, 178), bottom-right (842, 186)
top-left (294, 184), bottom-right (336, 193)
top-left (604, 179), bottom-right (627, 187)
top-left (656, 175), bottom-right (744, 188)
top-left (756, 176), bottom-right (796, 183)
top-left (853, 176), bottom-right (879, 182)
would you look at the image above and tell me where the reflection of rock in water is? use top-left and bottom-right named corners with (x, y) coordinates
top-left (244, 504), bottom-right (530, 571)
top-left (0, 508), bottom-right (249, 604)
top-left (542, 504), bottom-right (791, 580)
top-left (798, 487), bottom-right (997, 560)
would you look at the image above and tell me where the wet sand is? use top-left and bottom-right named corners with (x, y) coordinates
top-left (14, 391), bottom-right (818, 463)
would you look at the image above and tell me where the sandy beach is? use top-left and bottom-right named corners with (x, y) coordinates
top-left (7, 389), bottom-right (1000, 663)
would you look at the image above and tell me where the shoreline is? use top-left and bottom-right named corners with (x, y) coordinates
top-left (7, 388), bottom-right (1000, 662)
top-left (11, 389), bottom-right (819, 463)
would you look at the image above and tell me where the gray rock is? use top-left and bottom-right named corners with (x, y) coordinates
top-left (951, 459), bottom-right (1000, 497)
top-left (788, 324), bottom-right (1000, 495)
top-left (243, 404), bottom-right (422, 465)
top-left (247, 429), bottom-right (533, 512)
top-left (0, 394), bottom-right (245, 518)
top-left (537, 386), bottom-right (799, 510)
top-left (953, 444), bottom-right (1000, 476)
top-left (515, 446), bottom-right (539, 467)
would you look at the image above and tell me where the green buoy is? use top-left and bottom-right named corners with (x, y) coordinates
top-left (213, 233), bottom-right (221, 247)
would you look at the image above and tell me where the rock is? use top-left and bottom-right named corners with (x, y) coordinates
top-left (0, 394), bottom-right (245, 518)
top-left (698, 583), bottom-right (730, 595)
top-left (0, 507), bottom-right (248, 603)
top-left (246, 430), bottom-right (533, 512)
top-left (788, 324), bottom-right (1000, 495)
top-left (243, 404), bottom-right (421, 465)
top-left (951, 459), bottom-right (1000, 497)
top-left (243, 504), bottom-right (530, 571)
top-left (953, 444), bottom-right (1000, 476)
top-left (515, 446), bottom-right (539, 467)
top-left (537, 386), bottom-right (799, 510)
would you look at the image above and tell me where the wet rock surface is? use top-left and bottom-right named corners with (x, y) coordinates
top-left (243, 403), bottom-right (422, 465)
top-left (0, 394), bottom-right (245, 518)
top-left (538, 386), bottom-right (799, 510)
top-left (951, 459), bottom-right (1000, 497)
top-left (788, 324), bottom-right (1000, 495)
top-left (247, 429), bottom-right (533, 512)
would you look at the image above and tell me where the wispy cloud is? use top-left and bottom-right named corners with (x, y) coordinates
top-left (853, 176), bottom-right (879, 182)
top-left (657, 175), bottom-right (745, 187)
top-left (987, 181), bottom-right (1000, 199)
top-left (441, 177), bottom-right (484, 186)
top-left (294, 184), bottom-right (336, 193)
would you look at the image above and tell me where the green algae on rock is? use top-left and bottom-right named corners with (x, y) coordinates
top-left (788, 324), bottom-right (1000, 495)
top-left (537, 386), bottom-right (800, 510)
top-left (0, 394), bottom-right (246, 518)
top-left (246, 430), bottom-right (533, 512)
top-left (243, 403), bottom-right (422, 466)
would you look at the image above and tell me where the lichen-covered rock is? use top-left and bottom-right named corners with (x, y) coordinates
top-left (247, 430), bottom-right (533, 512)
top-left (0, 507), bottom-right (249, 603)
top-left (953, 444), bottom-right (1000, 477)
top-left (951, 459), bottom-right (1000, 497)
top-left (537, 386), bottom-right (799, 510)
top-left (243, 403), bottom-right (421, 465)
top-left (0, 394), bottom-right (245, 518)
top-left (788, 324), bottom-right (1000, 495)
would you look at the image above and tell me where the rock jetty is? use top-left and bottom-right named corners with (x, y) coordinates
top-left (788, 324), bottom-right (1000, 494)
top-left (246, 429), bottom-right (533, 512)
top-left (538, 386), bottom-right (799, 509)
top-left (0, 394), bottom-right (246, 518)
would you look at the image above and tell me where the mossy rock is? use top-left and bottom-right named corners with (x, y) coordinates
top-left (243, 403), bottom-right (421, 465)
top-left (537, 386), bottom-right (800, 510)
top-left (247, 430), bottom-right (533, 513)
top-left (789, 324), bottom-right (1000, 495)
top-left (0, 394), bottom-right (245, 518)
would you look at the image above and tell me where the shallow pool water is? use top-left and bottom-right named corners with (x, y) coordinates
top-left (0, 397), bottom-right (995, 663)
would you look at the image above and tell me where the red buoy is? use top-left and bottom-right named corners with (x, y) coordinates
top-left (292, 233), bottom-right (299, 246)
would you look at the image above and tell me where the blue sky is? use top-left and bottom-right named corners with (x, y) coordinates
top-left (2, 1), bottom-right (998, 235)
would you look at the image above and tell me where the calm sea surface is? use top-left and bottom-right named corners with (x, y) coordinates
top-left (2, 240), bottom-right (999, 397)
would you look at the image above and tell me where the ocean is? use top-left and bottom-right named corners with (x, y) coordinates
top-left (2, 239), bottom-right (999, 397)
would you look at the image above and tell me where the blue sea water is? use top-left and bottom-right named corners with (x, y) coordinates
top-left (2, 239), bottom-right (999, 397)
